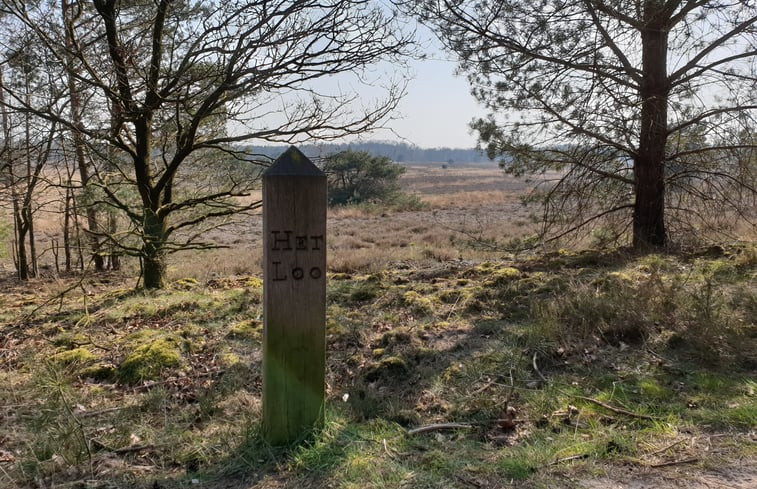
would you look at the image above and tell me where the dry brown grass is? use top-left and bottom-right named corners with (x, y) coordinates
top-left (161, 164), bottom-right (541, 279)
top-left (420, 189), bottom-right (517, 208)
top-left (12, 163), bottom-right (756, 281)
top-left (4, 162), bottom-right (755, 281)
top-left (1, 163), bottom-right (543, 278)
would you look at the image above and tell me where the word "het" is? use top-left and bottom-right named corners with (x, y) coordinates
top-left (270, 231), bottom-right (323, 251)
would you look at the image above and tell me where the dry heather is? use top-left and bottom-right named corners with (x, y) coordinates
top-left (169, 164), bottom-right (542, 282)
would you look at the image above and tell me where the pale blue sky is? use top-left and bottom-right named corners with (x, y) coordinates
top-left (237, 26), bottom-right (487, 149)
top-left (367, 33), bottom-right (487, 149)
top-left (370, 54), bottom-right (485, 148)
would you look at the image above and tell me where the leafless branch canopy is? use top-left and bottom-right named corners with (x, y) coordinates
top-left (410, 0), bottom-right (756, 246)
top-left (0, 0), bottom-right (414, 285)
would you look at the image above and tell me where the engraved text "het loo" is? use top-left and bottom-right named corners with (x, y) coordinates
top-left (270, 231), bottom-right (323, 281)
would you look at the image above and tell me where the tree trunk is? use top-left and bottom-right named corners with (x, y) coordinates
top-left (108, 210), bottom-right (120, 270)
top-left (14, 203), bottom-right (29, 280)
top-left (0, 68), bottom-right (22, 277)
top-left (142, 209), bottom-right (167, 289)
top-left (63, 186), bottom-right (72, 272)
top-left (106, 113), bottom-right (120, 271)
top-left (70, 188), bottom-right (85, 270)
top-left (633, 5), bottom-right (669, 250)
top-left (25, 205), bottom-right (37, 277)
top-left (22, 78), bottom-right (36, 278)
top-left (62, 0), bottom-right (104, 272)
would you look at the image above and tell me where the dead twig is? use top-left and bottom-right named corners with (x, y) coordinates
top-left (112, 444), bottom-right (157, 455)
top-left (532, 352), bottom-right (548, 384)
top-left (407, 423), bottom-right (474, 436)
top-left (576, 396), bottom-right (657, 421)
top-left (91, 439), bottom-right (158, 454)
top-left (645, 439), bottom-right (686, 457)
top-left (468, 377), bottom-right (497, 396)
top-left (0, 402), bottom-right (39, 410)
top-left (75, 405), bottom-right (132, 418)
top-left (504, 367), bottom-right (516, 410)
top-left (453, 473), bottom-right (482, 488)
top-left (649, 457), bottom-right (699, 468)
top-left (548, 454), bottom-right (588, 466)
top-left (128, 368), bottom-right (225, 392)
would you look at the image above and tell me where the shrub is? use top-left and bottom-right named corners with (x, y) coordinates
top-left (321, 150), bottom-right (405, 206)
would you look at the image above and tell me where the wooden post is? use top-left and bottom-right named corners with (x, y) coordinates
top-left (262, 146), bottom-right (327, 445)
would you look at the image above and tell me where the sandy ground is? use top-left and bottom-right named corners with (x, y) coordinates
top-left (579, 462), bottom-right (757, 488)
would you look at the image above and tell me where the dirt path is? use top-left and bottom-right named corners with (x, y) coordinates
top-left (578, 461), bottom-right (757, 488)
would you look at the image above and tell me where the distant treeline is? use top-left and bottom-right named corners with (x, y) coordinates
top-left (244, 141), bottom-right (492, 165)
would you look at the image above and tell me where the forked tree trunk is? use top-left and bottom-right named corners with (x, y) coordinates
top-left (14, 202), bottom-right (29, 280)
top-left (633, 8), bottom-right (669, 250)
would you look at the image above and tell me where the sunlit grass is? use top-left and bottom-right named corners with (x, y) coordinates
top-left (0, 243), bottom-right (755, 487)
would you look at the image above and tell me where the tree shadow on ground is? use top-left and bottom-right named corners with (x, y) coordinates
top-left (125, 248), bottom-right (756, 488)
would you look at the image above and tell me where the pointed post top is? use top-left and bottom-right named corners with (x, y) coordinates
top-left (264, 146), bottom-right (324, 177)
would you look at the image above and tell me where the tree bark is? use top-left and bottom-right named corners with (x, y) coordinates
top-left (22, 76), bottom-right (36, 278)
top-left (0, 68), bottom-right (25, 279)
top-left (63, 185), bottom-right (72, 272)
top-left (142, 209), bottom-right (167, 289)
top-left (108, 211), bottom-right (120, 270)
top-left (26, 205), bottom-right (37, 277)
top-left (62, 0), bottom-right (104, 272)
top-left (14, 202), bottom-right (29, 280)
top-left (634, 4), bottom-right (669, 250)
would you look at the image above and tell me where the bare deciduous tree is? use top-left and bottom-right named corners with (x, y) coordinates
top-left (1, 0), bottom-right (412, 287)
top-left (0, 32), bottom-right (60, 280)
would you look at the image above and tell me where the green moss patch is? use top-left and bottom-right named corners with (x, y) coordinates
top-left (117, 332), bottom-right (185, 383)
top-left (227, 319), bottom-right (262, 340)
top-left (51, 332), bottom-right (90, 348)
top-left (51, 347), bottom-right (97, 366)
top-left (80, 363), bottom-right (117, 381)
top-left (363, 355), bottom-right (409, 382)
top-left (402, 290), bottom-right (440, 315)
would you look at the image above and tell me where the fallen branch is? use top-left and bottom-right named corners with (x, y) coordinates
top-left (548, 454), bottom-right (588, 466)
top-left (650, 457), bottom-right (699, 468)
top-left (645, 439), bottom-right (686, 457)
top-left (76, 405), bottom-right (132, 418)
top-left (407, 423), bottom-right (474, 436)
top-left (576, 396), bottom-right (657, 421)
top-left (112, 444), bottom-right (157, 455)
top-left (128, 368), bottom-right (225, 392)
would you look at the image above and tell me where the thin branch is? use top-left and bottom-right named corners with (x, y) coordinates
top-left (576, 396), bottom-right (657, 421)
top-left (407, 423), bottom-right (475, 436)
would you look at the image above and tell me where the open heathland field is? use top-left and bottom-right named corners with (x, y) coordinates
top-left (1, 164), bottom-right (756, 488)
